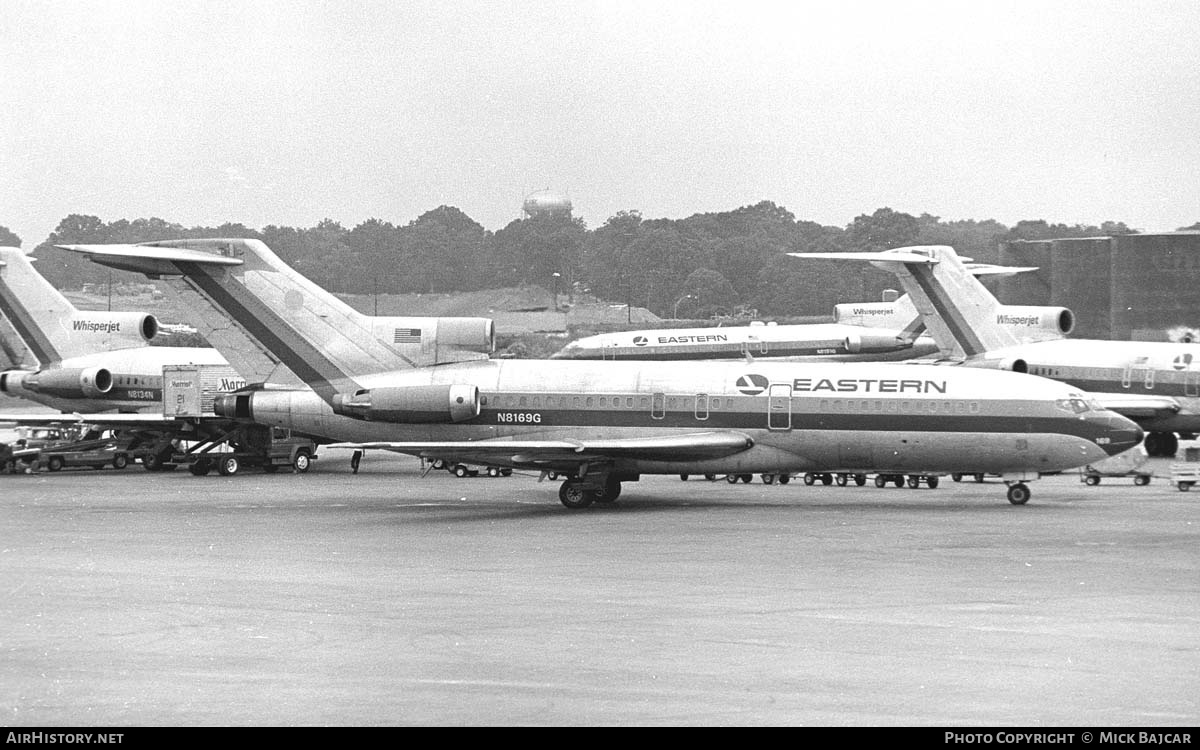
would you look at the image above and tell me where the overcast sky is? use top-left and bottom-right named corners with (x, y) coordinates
top-left (2, 0), bottom-right (1198, 247)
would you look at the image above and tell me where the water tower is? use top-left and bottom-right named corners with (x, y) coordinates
top-left (522, 189), bottom-right (573, 218)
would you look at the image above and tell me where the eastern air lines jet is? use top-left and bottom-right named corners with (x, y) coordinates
top-left (62, 239), bottom-right (1142, 506)
top-left (791, 245), bottom-right (1200, 457)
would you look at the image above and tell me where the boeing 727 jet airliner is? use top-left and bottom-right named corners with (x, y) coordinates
top-left (792, 245), bottom-right (1200, 456)
top-left (64, 239), bottom-right (1142, 506)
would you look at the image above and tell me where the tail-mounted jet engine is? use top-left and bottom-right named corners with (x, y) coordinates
top-left (3, 366), bottom-right (114, 398)
top-left (842, 331), bottom-right (907, 353)
top-left (67, 312), bottom-right (159, 343)
top-left (331, 384), bottom-right (482, 423)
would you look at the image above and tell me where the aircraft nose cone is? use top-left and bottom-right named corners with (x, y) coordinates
top-left (1101, 414), bottom-right (1145, 456)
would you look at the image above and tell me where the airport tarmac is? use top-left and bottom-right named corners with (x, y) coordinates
top-left (1, 451), bottom-right (1197, 727)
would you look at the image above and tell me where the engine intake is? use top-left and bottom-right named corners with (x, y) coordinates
top-left (23, 366), bottom-right (114, 398)
top-left (331, 384), bottom-right (481, 423)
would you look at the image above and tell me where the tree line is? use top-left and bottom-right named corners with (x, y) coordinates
top-left (2, 205), bottom-right (1187, 319)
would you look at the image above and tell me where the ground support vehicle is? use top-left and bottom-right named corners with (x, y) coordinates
top-left (172, 423), bottom-right (318, 476)
top-left (1169, 463), bottom-right (1200, 491)
top-left (1077, 446), bottom-right (1153, 487)
top-left (429, 458), bottom-right (512, 478)
top-left (1079, 466), bottom-right (1153, 486)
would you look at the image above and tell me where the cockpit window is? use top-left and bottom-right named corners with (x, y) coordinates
top-left (1056, 395), bottom-right (1093, 414)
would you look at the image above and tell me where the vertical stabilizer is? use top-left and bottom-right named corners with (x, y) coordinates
top-left (60, 239), bottom-right (493, 404)
top-left (792, 246), bottom-right (1023, 358)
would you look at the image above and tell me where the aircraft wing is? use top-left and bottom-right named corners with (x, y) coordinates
top-left (1091, 394), bottom-right (1183, 420)
top-left (327, 431), bottom-right (755, 467)
top-left (0, 413), bottom-right (184, 429)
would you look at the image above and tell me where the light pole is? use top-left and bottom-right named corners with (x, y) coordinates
top-left (674, 294), bottom-right (695, 319)
top-left (551, 272), bottom-right (561, 311)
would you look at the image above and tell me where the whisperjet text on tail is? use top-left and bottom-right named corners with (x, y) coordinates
top-left (64, 239), bottom-right (1142, 506)
top-left (792, 245), bottom-right (1200, 457)
top-left (0, 246), bottom-right (234, 414)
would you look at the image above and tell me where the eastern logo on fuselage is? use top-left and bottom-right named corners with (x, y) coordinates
top-left (1173, 353), bottom-right (1194, 371)
top-left (736, 374), bottom-right (769, 395)
top-left (633, 336), bottom-right (648, 346)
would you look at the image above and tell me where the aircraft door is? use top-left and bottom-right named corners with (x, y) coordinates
top-left (1188, 368), bottom-right (1200, 398)
top-left (651, 392), bottom-right (666, 420)
top-left (768, 384), bottom-right (792, 431)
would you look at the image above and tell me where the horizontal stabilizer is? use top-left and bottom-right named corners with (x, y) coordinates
top-left (789, 251), bottom-right (939, 264)
top-left (57, 244), bottom-right (243, 277)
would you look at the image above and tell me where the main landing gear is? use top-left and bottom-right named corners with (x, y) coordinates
top-left (1005, 483), bottom-right (1032, 505)
top-left (558, 477), bottom-right (622, 509)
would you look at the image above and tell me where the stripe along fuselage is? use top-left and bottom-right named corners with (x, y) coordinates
top-left (225, 358), bottom-right (1140, 478)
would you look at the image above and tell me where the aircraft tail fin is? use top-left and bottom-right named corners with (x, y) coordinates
top-left (0, 247), bottom-right (158, 366)
top-left (60, 239), bottom-right (494, 403)
top-left (792, 246), bottom-right (1022, 358)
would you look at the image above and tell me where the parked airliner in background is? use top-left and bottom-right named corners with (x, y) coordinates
top-left (791, 245), bottom-right (1200, 457)
top-left (550, 319), bottom-right (938, 362)
top-left (64, 239), bottom-right (1142, 506)
top-left (0, 246), bottom-right (233, 414)
top-left (552, 263), bottom-right (1060, 362)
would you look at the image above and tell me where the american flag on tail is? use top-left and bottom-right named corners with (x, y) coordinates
top-left (394, 328), bottom-right (421, 344)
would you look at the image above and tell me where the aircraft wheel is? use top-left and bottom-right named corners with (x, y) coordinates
top-left (740, 474), bottom-right (753, 484)
top-left (777, 474), bottom-right (790, 485)
top-left (906, 475), bottom-right (920, 489)
top-left (217, 455), bottom-right (240, 476)
top-left (893, 476), bottom-right (904, 488)
top-left (487, 467), bottom-right (500, 477)
top-left (854, 474), bottom-right (867, 486)
top-left (927, 476), bottom-right (939, 489)
top-left (1179, 482), bottom-right (1193, 492)
top-left (293, 450), bottom-right (312, 473)
top-left (803, 473), bottom-right (816, 486)
top-left (1084, 475), bottom-right (1100, 486)
top-left (821, 474), bottom-right (833, 486)
top-left (951, 473), bottom-right (963, 482)
top-left (761, 474), bottom-right (775, 485)
top-left (874, 474), bottom-right (887, 488)
top-left (593, 479), bottom-right (621, 504)
top-left (835, 474), bottom-right (848, 487)
top-left (704, 474), bottom-right (716, 481)
top-left (680, 474), bottom-right (689, 481)
top-left (1007, 483), bottom-right (1032, 505)
top-left (1133, 475), bottom-right (1150, 486)
top-left (559, 480), bottom-right (594, 509)
top-left (500, 468), bottom-right (513, 476)
top-left (112, 454), bottom-right (129, 470)
top-left (974, 473), bottom-right (986, 483)
top-left (726, 474), bottom-right (740, 484)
